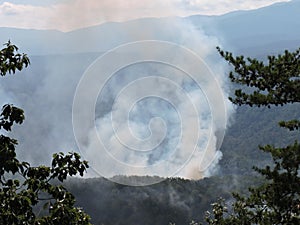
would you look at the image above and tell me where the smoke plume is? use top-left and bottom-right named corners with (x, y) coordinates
top-left (0, 16), bottom-right (234, 185)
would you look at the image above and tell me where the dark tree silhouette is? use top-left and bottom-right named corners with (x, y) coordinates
top-left (0, 41), bottom-right (92, 225)
top-left (203, 47), bottom-right (300, 224)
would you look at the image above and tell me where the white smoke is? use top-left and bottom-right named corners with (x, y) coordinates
top-left (71, 19), bottom-right (234, 184)
top-left (0, 17), bottom-right (234, 184)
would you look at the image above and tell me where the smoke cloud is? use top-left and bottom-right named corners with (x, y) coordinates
top-left (0, 13), bottom-right (234, 185)
top-left (70, 18), bottom-right (234, 183)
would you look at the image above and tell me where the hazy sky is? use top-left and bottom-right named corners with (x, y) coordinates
top-left (0, 0), bottom-right (291, 31)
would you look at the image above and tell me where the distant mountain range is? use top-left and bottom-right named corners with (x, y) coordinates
top-left (1, 2), bottom-right (299, 224)
top-left (1, 0), bottom-right (299, 173)
top-left (0, 0), bottom-right (299, 55)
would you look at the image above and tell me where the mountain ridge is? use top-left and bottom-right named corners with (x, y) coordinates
top-left (0, 0), bottom-right (299, 55)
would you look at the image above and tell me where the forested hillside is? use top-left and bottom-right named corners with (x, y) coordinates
top-left (220, 104), bottom-right (299, 175)
top-left (2, 35), bottom-right (298, 225)
top-left (65, 102), bottom-right (299, 224)
top-left (65, 175), bottom-right (261, 225)
top-left (1, 1), bottom-right (299, 224)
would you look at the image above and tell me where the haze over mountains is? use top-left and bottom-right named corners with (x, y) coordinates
top-left (1, 1), bottom-right (300, 223)
top-left (0, 0), bottom-right (299, 180)
top-left (0, 0), bottom-right (299, 55)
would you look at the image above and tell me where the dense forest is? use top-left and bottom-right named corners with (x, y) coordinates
top-left (1, 1), bottom-right (299, 223)
top-left (65, 175), bottom-right (261, 225)
top-left (1, 47), bottom-right (299, 225)
top-left (64, 102), bottom-right (299, 225)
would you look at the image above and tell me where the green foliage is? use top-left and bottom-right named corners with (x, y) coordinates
top-left (220, 104), bottom-right (299, 175)
top-left (202, 48), bottom-right (300, 224)
top-left (0, 104), bottom-right (25, 131)
top-left (279, 120), bottom-right (300, 131)
top-left (0, 42), bottom-right (92, 225)
top-left (217, 46), bottom-right (300, 107)
top-left (64, 175), bottom-right (259, 225)
top-left (204, 198), bottom-right (229, 225)
top-left (0, 41), bottom-right (30, 76)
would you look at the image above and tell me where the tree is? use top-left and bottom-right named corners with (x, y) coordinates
top-left (0, 41), bottom-right (92, 225)
top-left (203, 47), bottom-right (300, 224)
